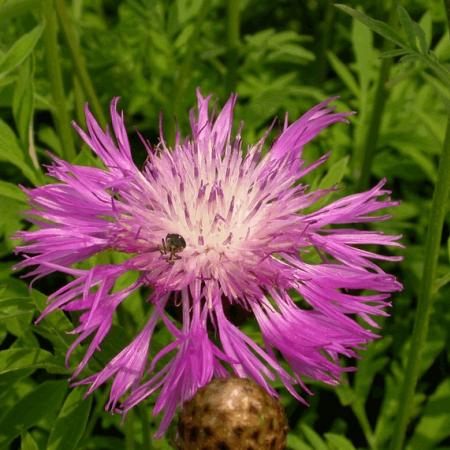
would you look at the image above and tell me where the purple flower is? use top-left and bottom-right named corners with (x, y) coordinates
top-left (15, 91), bottom-right (402, 437)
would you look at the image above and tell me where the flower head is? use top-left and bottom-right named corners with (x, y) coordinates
top-left (15, 91), bottom-right (402, 437)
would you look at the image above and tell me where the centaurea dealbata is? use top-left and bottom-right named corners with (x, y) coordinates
top-left (15, 91), bottom-right (402, 436)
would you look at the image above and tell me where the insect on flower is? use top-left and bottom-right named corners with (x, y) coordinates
top-left (159, 233), bottom-right (187, 263)
top-left (15, 90), bottom-right (402, 438)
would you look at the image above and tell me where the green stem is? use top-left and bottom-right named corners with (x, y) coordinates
top-left (226, 0), bottom-right (240, 93)
top-left (55, 0), bottom-right (106, 127)
top-left (352, 403), bottom-right (375, 450)
top-left (388, 109), bottom-right (450, 450)
top-left (41, 0), bottom-right (76, 160)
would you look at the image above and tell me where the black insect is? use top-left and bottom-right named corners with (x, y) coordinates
top-left (159, 233), bottom-right (186, 263)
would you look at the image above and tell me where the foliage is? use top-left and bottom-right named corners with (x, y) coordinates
top-left (0, 0), bottom-right (449, 449)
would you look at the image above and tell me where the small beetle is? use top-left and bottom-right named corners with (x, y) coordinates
top-left (159, 233), bottom-right (186, 263)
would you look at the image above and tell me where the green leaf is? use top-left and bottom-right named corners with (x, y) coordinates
top-left (352, 14), bottom-right (374, 93)
top-left (0, 348), bottom-right (59, 375)
top-left (414, 23), bottom-right (428, 54)
top-left (38, 126), bottom-right (62, 156)
top-left (335, 5), bottom-right (406, 49)
top-left (325, 433), bottom-right (357, 450)
top-left (0, 180), bottom-right (27, 202)
top-left (0, 196), bottom-right (26, 253)
top-left (380, 48), bottom-right (410, 58)
top-left (354, 338), bottom-right (391, 403)
top-left (0, 380), bottom-right (67, 447)
top-left (300, 424), bottom-right (327, 450)
top-left (327, 52), bottom-right (359, 97)
top-left (13, 57), bottom-right (35, 149)
top-left (434, 271), bottom-right (450, 293)
top-left (21, 432), bottom-right (39, 450)
top-left (397, 6), bottom-right (418, 51)
top-left (0, 119), bottom-right (38, 184)
top-left (287, 434), bottom-right (312, 450)
top-left (318, 156), bottom-right (349, 189)
top-left (313, 156), bottom-right (349, 210)
top-left (30, 290), bottom-right (79, 359)
top-left (0, 23), bottom-right (44, 79)
top-left (419, 11), bottom-right (432, 51)
top-left (0, 294), bottom-right (34, 321)
top-left (448, 236), bottom-right (450, 262)
top-left (0, 0), bottom-right (40, 21)
top-left (407, 379), bottom-right (450, 449)
top-left (335, 380), bottom-right (355, 407)
top-left (47, 389), bottom-right (92, 450)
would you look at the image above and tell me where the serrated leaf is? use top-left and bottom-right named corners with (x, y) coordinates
top-left (0, 380), bottom-right (67, 447)
top-left (21, 432), bottom-right (39, 450)
top-left (47, 389), bottom-right (92, 450)
top-left (0, 23), bottom-right (44, 79)
top-left (335, 5), bottom-right (406, 49)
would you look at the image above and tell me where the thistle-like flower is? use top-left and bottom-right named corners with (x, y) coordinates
top-left (15, 91), bottom-right (402, 436)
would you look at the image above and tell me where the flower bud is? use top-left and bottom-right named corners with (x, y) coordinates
top-left (176, 377), bottom-right (288, 450)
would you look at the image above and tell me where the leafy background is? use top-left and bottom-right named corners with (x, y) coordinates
top-left (0, 0), bottom-right (449, 449)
